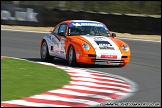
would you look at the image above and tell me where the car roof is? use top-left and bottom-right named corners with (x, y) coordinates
top-left (62, 20), bottom-right (102, 24)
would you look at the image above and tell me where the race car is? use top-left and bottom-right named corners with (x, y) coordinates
top-left (40, 20), bottom-right (130, 66)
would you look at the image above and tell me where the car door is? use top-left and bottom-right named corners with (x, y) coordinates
top-left (50, 24), bottom-right (67, 59)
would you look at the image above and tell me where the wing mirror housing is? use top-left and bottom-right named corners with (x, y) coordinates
top-left (112, 33), bottom-right (116, 38)
top-left (49, 30), bottom-right (53, 33)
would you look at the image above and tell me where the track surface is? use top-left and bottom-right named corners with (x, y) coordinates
top-left (1, 58), bottom-right (136, 107)
top-left (1, 30), bottom-right (161, 106)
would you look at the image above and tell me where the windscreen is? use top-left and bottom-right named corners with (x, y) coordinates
top-left (68, 22), bottom-right (110, 36)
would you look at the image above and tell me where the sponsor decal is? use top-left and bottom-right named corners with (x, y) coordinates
top-left (60, 37), bottom-right (65, 44)
top-left (60, 51), bottom-right (64, 54)
top-left (80, 23), bottom-right (103, 27)
top-left (54, 50), bottom-right (59, 53)
top-left (101, 55), bottom-right (117, 59)
top-left (98, 43), bottom-right (111, 47)
top-left (95, 41), bottom-right (111, 45)
top-left (51, 37), bottom-right (57, 43)
top-left (69, 22), bottom-right (105, 27)
top-left (47, 35), bottom-right (51, 39)
top-left (95, 40), bottom-right (114, 49)
top-left (94, 37), bottom-right (107, 41)
top-left (75, 51), bottom-right (80, 59)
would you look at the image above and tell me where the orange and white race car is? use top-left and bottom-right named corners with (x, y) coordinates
top-left (40, 20), bottom-right (130, 66)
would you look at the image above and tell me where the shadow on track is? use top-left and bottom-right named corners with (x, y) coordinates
top-left (23, 57), bottom-right (122, 68)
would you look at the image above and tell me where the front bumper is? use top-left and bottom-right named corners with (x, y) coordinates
top-left (76, 54), bottom-right (130, 66)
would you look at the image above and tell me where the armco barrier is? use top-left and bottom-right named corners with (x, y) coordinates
top-left (1, 3), bottom-right (161, 35)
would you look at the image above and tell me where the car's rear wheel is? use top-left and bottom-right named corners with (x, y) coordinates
top-left (68, 45), bottom-right (77, 66)
top-left (41, 40), bottom-right (54, 62)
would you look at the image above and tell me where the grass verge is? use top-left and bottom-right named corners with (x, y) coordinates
top-left (1, 58), bottom-right (71, 101)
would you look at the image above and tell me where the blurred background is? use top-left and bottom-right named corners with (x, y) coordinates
top-left (2, 1), bottom-right (161, 15)
top-left (1, 1), bottom-right (161, 35)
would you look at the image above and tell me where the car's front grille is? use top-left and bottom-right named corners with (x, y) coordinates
top-left (88, 54), bottom-right (96, 57)
top-left (91, 59), bottom-right (124, 63)
top-left (122, 56), bottom-right (128, 58)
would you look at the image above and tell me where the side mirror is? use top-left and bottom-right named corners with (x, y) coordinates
top-left (49, 30), bottom-right (53, 33)
top-left (112, 33), bottom-right (116, 38)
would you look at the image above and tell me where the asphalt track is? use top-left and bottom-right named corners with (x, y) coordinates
top-left (1, 30), bottom-right (161, 107)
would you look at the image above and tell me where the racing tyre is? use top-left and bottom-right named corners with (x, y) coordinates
top-left (68, 45), bottom-right (77, 66)
top-left (41, 40), bottom-right (54, 62)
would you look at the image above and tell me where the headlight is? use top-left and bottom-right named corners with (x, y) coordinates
top-left (122, 44), bottom-right (129, 52)
top-left (82, 43), bottom-right (90, 50)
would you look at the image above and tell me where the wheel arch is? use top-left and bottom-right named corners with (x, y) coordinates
top-left (40, 38), bottom-right (51, 54)
top-left (40, 38), bottom-right (45, 50)
top-left (40, 38), bottom-right (54, 62)
top-left (66, 44), bottom-right (73, 60)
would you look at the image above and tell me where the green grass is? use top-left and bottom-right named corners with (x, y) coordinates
top-left (1, 58), bottom-right (71, 101)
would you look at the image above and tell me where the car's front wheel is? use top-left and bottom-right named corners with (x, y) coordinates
top-left (40, 40), bottom-right (54, 62)
top-left (68, 45), bottom-right (77, 66)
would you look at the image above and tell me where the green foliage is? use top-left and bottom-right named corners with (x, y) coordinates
top-left (1, 1), bottom-right (161, 15)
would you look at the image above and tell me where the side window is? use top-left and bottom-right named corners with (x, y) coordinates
top-left (53, 25), bottom-right (60, 34)
top-left (58, 24), bottom-right (67, 35)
